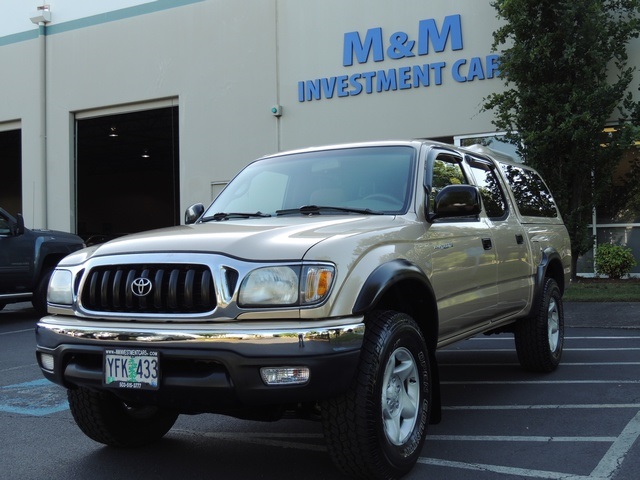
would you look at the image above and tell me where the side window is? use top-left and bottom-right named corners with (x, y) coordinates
top-left (500, 164), bottom-right (558, 217)
top-left (0, 215), bottom-right (10, 235)
top-left (432, 156), bottom-right (467, 189)
top-left (430, 155), bottom-right (468, 213)
top-left (468, 163), bottom-right (507, 219)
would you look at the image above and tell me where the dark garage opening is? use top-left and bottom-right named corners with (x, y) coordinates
top-left (0, 129), bottom-right (22, 216)
top-left (76, 106), bottom-right (179, 243)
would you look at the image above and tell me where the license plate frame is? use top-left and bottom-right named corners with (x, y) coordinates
top-left (103, 348), bottom-right (160, 390)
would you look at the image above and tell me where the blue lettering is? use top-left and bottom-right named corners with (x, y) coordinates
top-left (298, 81), bottom-right (304, 102)
top-left (337, 75), bottom-right (350, 97)
top-left (486, 54), bottom-right (500, 78)
top-left (377, 69), bottom-right (398, 92)
top-left (418, 14), bottom-right (463, 55)
top-left (431, 62), bottom-right (446, 85)
top-left (343, 27), bottom-right (384, 66)
top-left (349, 74), bottom-right (363, 96)
top-left (453, 59), bottom-right (467, 82)
top-left (321, 77), bottom-right (337, 99)
top-left (387, 32), bottom-right (415, 60)
top-left (361, 71), bottom-right (376, 93)
top-left (413, 65), bottom-right (430, 87)
top-left (398, 66), bottom-right (412, 89)
top-left (305, 79), bottom-right (322, 101)
top-left (467, 57), bottom-right (485, 81)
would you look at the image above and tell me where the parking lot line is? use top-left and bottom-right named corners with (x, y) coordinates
top-left (428, 435), bottom-right (617, 442)
top-left (590, 411), bottom-right (640, 479)
top-left (417, 457), bottom-right (593, 480)
top-left (442, 379), bottom-right (640, 385)
top-left (0, 328), bottom-right (33, 336)
top-left (445, 404), bottom-right (640, 410)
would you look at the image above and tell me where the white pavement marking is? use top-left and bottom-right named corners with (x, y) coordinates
top-left (0, 328), bottom-right (33, 336)
top-left (444, 404), bottom-right (640, 410)
top-left (439, 347), bottom-right (640, 352)
top-left (590, 411), bottom-right (640, 479)
top-left (428, 435), bottom-right (617, 442)
top-left (467, 336), bottom-right (640, 341)
top-left (420, 411), bottom-right (640, 480)
top-left (0, 363), bottom-right (39, 373)
top-left (416, 457), bottom-right (591, 480)
top-left (442, 379), bottom-right (640, 385)
top-left (440, 362), bottom-right (640, 366)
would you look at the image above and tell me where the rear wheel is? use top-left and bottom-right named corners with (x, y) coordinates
top-left (515, 277), bottom-right (564, 372)
top-left (68, 387), bottom-right (178, 447)
top-left (321, 310), bottom-right (431, 479)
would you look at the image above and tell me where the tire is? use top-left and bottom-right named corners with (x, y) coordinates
top-left (321, 310), bottom-right (431, 480)
top-left (68, 387), bottom-right (179, 447)
top-left (32, 268), bottom-right (53, 317)
top-left (514, 277), bottom-right (564, 372)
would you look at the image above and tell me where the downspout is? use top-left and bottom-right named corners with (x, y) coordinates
top-left (274, 0), bottom-right (281, 152)
top-left (30, 5), bottom-right (51, 228)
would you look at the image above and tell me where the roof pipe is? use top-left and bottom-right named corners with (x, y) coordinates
top-left (30, 5), bottom-right (51, 229)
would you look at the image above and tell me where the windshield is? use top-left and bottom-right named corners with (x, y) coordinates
top-left (203, 145), bottom-right (416, 219)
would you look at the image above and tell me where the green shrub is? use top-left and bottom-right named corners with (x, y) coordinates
top-left (594, 243), bottom-right (637, 279)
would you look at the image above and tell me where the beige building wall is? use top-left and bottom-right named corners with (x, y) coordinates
top-left (0, 0), bottom-right (637, 234)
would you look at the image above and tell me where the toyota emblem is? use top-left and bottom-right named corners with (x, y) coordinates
top-left (131, 277), bottom-right (153, 297)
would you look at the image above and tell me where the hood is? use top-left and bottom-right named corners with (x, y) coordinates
top-left (85, 215), bottom-right (400, 262)
top-left (31, 228), bottom-right (84, 244)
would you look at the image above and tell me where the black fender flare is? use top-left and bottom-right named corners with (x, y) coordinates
top-left (352, 259), bottom-right (435, 316)
top-left (532, 248), bottom-right (563, 310)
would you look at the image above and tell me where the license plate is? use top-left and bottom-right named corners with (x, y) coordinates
top-left (104, 349), bottom-right (159, 390)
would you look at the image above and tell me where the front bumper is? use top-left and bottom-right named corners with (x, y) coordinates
top-left (36, 315), bottom-right (365, 413)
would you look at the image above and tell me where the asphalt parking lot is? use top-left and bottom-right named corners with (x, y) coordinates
top-left (1, 302), bottom-right (639, 479)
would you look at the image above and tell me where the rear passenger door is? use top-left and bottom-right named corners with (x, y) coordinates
top-left (466, 156), bottom-right (532, 317)
top-left (424, 151), bottom-right (498, 340)
top-left (0, 211), bottom-right (33, 293)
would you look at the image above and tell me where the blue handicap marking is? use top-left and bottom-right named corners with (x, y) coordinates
top-left (0, 378), bottom-right (68, 416)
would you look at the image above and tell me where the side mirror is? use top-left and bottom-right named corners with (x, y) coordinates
top-left (428, 185), bottom-right (481, 222)
top-left (8, 213), bottom-right (26, 236)
top-left (185, 203), bottom-right (205, 225)
top-left (16, 214), bottom-right (25, 235)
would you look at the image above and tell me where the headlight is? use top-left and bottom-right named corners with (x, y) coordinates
top-left (238, 264), bottom-right (335, 307)
top-left (239, 266), bottom-right (299, 306)
top-left (47, 269), bottom-right (74, 305)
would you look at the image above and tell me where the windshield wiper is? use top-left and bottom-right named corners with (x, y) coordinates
top-left (202, 212), bottom-right (272, 222)
top-left (276, 205), bottom-right (384, 216)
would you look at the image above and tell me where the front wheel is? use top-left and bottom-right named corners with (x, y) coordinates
top-left (321, 310), bottom-right (431, 479)
top-left (68, 387), bottom-right (178, 447)
top-left (514, 277), bottom-right (564, 372)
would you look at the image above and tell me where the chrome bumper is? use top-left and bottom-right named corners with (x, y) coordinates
top-left (36, 315), bottom-right (365, 356)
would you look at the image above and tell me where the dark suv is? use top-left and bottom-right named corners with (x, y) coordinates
top-left (0, 208), bottom-right (84, 315)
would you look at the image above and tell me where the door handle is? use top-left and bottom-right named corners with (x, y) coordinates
top-left (482, 238), bottom-right (492, 250)
top-left (515, 234), bottom-right (524, 245)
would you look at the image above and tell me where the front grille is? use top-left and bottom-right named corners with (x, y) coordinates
top-left (81, 264), bottom-right (216, 314)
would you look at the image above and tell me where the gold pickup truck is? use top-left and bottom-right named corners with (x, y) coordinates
top-left (36, 140), bottom-right (571, 480)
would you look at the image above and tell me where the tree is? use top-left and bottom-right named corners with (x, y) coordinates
top-left (483, 0), bottom-right (640, 278)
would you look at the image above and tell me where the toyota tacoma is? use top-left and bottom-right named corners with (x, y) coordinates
top-left (36, 140), bottom-right (571, 479)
